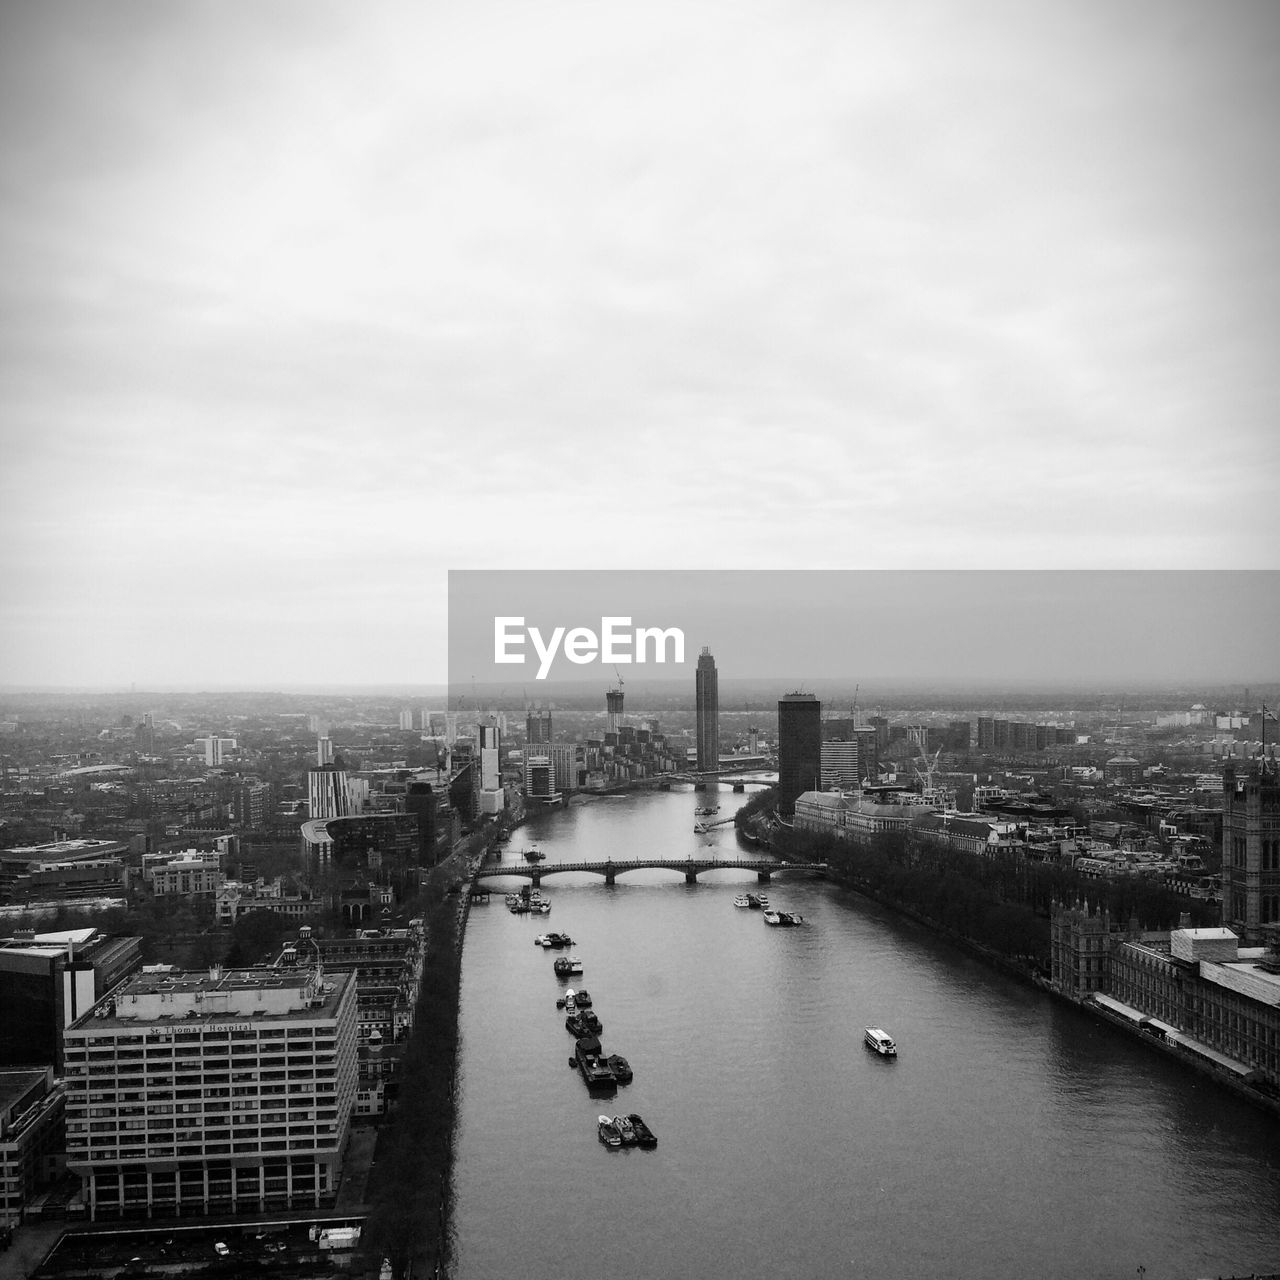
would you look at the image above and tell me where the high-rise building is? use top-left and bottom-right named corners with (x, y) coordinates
top-left (308, 766), bottom-right (352, 821)
top-left (526, 708), bottom-right (553, 746)
top-left (820, 740), bottom-right (859, 791)
top-left (398, 709), bottom-right (414, 731)
top-left (695, 647), bottom-right (719, 772)
top-left (316, 736), bottom-right (334, 766)
top-left (778, 693), bottom-right (822, 816)
top-left (477, 717), bottom-right (505, 816)
top-left (606, 687), bottom-right (625, 736)
top-left (62, 966), bottom-right (358, 1219)
top-left (1222, 759), bottom-right (1280, 945)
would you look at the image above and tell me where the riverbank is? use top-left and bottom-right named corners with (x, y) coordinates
top-left (792, 844), bottom-right (1280, 1122)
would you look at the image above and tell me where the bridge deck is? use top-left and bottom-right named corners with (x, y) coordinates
top-left (474, 857), bottom-right (825, 884)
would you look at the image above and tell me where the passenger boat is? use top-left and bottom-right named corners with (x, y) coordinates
top-left (553, 956), bottom-right (583, 977)
top-left (864, 1028), bottom-right (897, 1057)
top-left (733, 894), bottom-right (751, 908)
top-left (605, 1053), bottom-right (632, 1083)
top-left (627, 1113), bottom-right (657, 1148)
top-left (523, 848), bottom-right (546, 863)
top-left (612, 1115), bottom-right (638, 1145)
top-left (597, 1115), bottom-right (623, 1148)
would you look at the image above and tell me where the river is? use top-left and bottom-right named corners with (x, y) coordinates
top-left (448, 785), bottom-right (1280, 1280)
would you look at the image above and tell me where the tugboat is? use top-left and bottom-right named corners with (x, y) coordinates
top-left (573, 1036), bottom-right (617, 1090)
top-left (612, 1115), bottom-right (638, 1145)
top-left (553, 955), bottom-right (583, 977)
top-left (605, 1053), bottom-right (632, 1083)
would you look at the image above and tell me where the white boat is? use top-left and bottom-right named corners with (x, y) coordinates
top-left (733, 895), bottom-right (752, 908)
top-left (864, 1028), bottom-right (897, 1057)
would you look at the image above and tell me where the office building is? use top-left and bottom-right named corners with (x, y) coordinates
top-left (695, 647), bottom-right (719, 772)
top-left (62, 965), bottom-right (358, 1219)
top-left (778, 693), bottom-right (822, 817)
top-left (820, 740), bottom-right (860, 791)
top-left (606, 687), bottom-right (624, 736)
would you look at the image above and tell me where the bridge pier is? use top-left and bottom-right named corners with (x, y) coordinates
top-left (531, 870), bottom-right (541, 887)
top-left (685, 868), bottom-right (698, 884)
top-left (694, 782), bottom-right (707, 792)
top-left (604, 862), bottom-right (616, 886)
top-left (733, 783), bottom-right (744, 792)
top-left (756, 870), bottom-right (772, 883)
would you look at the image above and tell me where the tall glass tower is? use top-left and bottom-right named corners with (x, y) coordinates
top-left (695, 646), bottom-right (719, 772)
top-left (778, 692), bottom-right (822, 815)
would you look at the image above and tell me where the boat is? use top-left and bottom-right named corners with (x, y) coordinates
top-left (563, 990), bottom-right (577, 1014)
top-left (553, 956), bottom-right (583, 977)
top-left (535, 934), bottom-right (554, 947)
top-left (627, 1113), bottom-right (657, 1148)
top-left (695, 806), bottom-right (720, 815)
top-left (531, 900), bottom-right (551, 914)
top-left (573, 989), bottom-right (592, 1007)
top-left (612, 1114), bottom-right (638, 1145)
top-left (733, 894), bottom-right (752, 908)
top-left (605, 1053), bottom-right (632, 1083)
top-left (763, 910), bottom-right (804, 927)
top-left (523, 848), bottom-right (546, 863)
top-left (574, 1037), bottom-right (617, 1089)
top-left (565, 1009), bottom-right (602, 1037)
top-left (745, 893), bottom-right (763, 909)
top-left (597, 1115), bottom-right (623, 1148)
top-left (756, 893), bottom-right (769, 908)
top-left (864, 1028), bottom-right (897, 1057)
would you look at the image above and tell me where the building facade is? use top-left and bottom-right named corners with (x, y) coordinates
top-left (695, 647), bottom-right (719, 772)
top-left (1221, 760), bottom-right (1280, 945)
top-left (63, 966), bottom-right (358, 1219)
top-left (778, 693), bottom-right (822, 817)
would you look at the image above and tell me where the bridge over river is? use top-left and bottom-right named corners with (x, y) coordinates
top-left (474, 856), bottom-right (826, 886)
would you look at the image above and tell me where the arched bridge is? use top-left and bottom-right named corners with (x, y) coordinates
top-left (474, 857), bottom-right (826, 886)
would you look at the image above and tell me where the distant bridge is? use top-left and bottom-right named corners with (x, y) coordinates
top-left (474, 857), bottom-right (825, 886)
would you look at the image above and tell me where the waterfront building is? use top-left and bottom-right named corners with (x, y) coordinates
top-left (606, 687), bottom-right (624, 736)
top-left (526, 708), bottom-right (552, 746)
top-left (778, 693), bottom-right (822, 817)
top-left (523, 755), bottom-right (558, 803)
top-left (1052, 903), bottom-right (1280, 1090)
top-left (0, 1067), bottom-right (66, 1230)
top-left (62, 965), bottom-right (358, 1219)
top-left (695, 647), bottom-right (719, 772)
top-left (1221, 760), bottom-right (1280, 945)
top-left (477, 718), bottom-right (504, 816)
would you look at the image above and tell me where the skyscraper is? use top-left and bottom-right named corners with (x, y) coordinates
top-left (778, 692), bottom-right (822, 816)
top-left (695, 647), bottom-right (719, 772)
top-left (526, 707), bottom-right (552, 746)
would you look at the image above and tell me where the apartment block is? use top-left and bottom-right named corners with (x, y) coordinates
top-left (62, 966), bottom-right (358, 1219)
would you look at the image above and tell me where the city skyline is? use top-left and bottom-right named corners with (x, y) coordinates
top-left (3, 2), bottom-right (1279, 689)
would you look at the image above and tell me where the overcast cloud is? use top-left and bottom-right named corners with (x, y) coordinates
top-left (1, 0), bottom-right (1277, 686)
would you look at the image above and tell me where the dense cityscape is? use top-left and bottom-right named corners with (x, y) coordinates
top-left (0, 660), bottom-right (1278, 1277)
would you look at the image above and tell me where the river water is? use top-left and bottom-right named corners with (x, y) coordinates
top-left (449, 786), bottom-right (1280, 1280)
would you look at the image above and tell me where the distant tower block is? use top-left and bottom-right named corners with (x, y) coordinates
top-left (606, 688), bottom-right (625, 735)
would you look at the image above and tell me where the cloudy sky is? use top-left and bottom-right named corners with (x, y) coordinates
top-left (1, 0), bottom-right (1277, 688)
